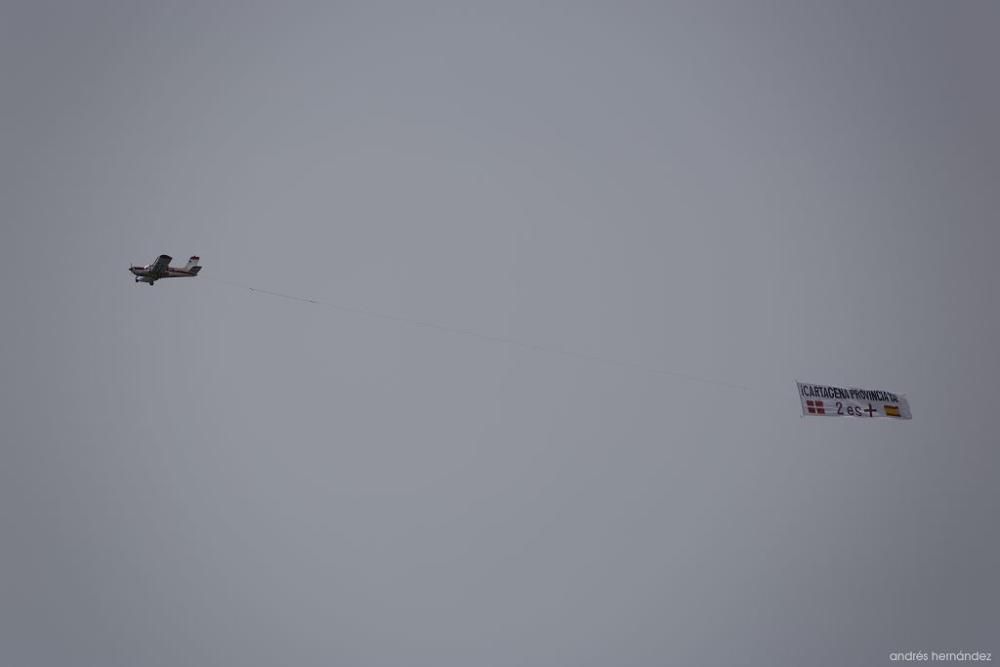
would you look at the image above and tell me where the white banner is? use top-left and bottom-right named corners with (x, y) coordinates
top-left (797, 381), bottom-right (911, 419)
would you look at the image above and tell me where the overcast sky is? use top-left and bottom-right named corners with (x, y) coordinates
top-left (2, 2), bottom-right (998, 665)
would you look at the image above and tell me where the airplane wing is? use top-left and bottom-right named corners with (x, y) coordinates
top-left (149, 254), bottom-right (172, 276)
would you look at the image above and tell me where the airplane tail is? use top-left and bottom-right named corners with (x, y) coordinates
top-left (185, 256), bottom-right (202, 275)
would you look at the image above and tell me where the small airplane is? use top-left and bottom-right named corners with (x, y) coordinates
top-left (129, 255), bottom-right (201, 285)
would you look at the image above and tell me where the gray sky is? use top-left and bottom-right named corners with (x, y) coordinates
top-left (2, 2), bottom-right (998, 665)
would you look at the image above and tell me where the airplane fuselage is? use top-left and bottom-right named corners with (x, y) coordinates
top-left (129, 255), bottom-right (201, 285)
top-left (129, 266), bottom-right (198, 278)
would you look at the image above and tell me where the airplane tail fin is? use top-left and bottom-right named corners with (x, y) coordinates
top-left (185, 256), bottom-right (202, 275)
